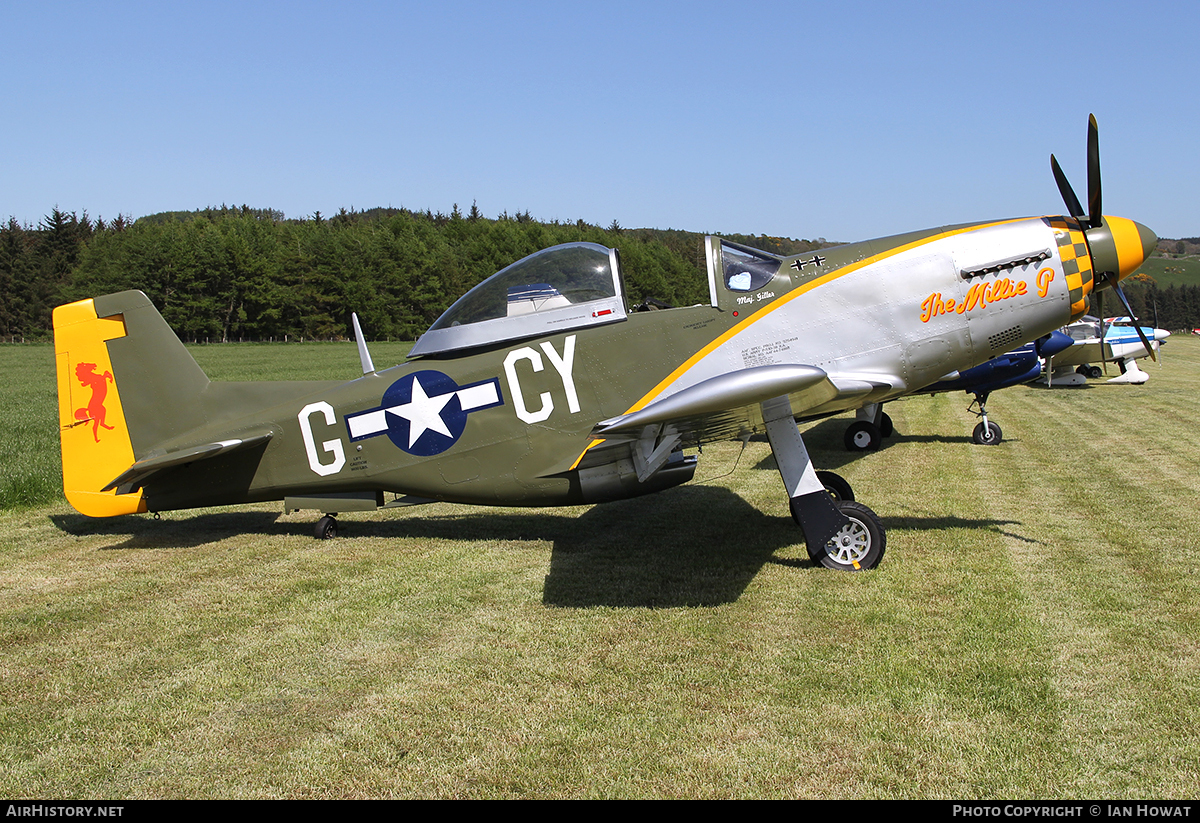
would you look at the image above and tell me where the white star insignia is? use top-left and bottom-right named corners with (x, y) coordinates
top-left (385, 376), bottom-right (454, 448)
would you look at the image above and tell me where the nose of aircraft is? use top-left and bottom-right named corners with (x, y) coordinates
top-left (1037, 330), bottom-right (1075, 359)
top-left (1087, 217), bottom-right (1159, 283)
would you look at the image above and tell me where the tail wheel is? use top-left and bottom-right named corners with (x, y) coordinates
top-left (809, 501), bottom-right (885, 571)
top-left (972, 420), bottom-right (1002, 445)
top-left (315, 515), bottom-right (339, 540)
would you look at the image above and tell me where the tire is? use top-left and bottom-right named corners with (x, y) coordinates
top-left (972, 420), bottom-right (1002, 445)
top-left (1087, 365), bottom-right (1103, 379)
top-left (844, 421), bottom-right (882, 451)
top-left (809, 501), bottom-right (885, 571)
top-left (816, 470), bottom-right (854, 503)
top-left (315, 515), bottom-right (338, 540)
top-left (878, 412), bottom-right (894, 438)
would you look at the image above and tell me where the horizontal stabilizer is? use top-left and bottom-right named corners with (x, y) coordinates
top-left (103, 431), bottom-right (274, 493)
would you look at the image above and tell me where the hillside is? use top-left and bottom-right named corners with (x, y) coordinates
top-left (1146, 237), bottom-right (1200, 289)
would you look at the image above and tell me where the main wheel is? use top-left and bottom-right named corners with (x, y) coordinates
top-left (809, 501), bottom-right (885, 571)
top-left (315, 515), bottom-right (338, 540)
top-left (972, 420), bottom-right (1002, 445)
top-left (816, 470), bottom-right (854, 503)
top-left (844, 421), bottom-right (882, 451)
top-left (1087, 365), bottom-right (1103, 379)
top-left (878, 412), bottom-right (894, 438)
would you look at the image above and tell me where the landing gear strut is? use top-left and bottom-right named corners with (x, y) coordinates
top-left (763, 395), bottom-right (884, 570)
top-left (968, 392), bottom-right (1003, 445)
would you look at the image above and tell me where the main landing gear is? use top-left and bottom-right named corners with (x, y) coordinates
top-left (763, 395), bottom-right (885, 571)
top-left (968, 391), bottom-right (1002, 446)
top-left (791, 471), bottom-right (884, 570)
top-left (813, 501), bottom-right (885, 570)
top-left (816, 470), bottom-right (854, 503)
top-left (844, 404), bottom-right (894, 452)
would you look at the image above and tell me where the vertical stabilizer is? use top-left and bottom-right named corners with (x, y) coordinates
top-left (54, 291), bottom-right (210, 517)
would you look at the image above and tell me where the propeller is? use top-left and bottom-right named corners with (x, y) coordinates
top-left (1104, 278), bottom-right (1156, 362)
top-left (1051, 155), bottom-right (1085, 223)
top-left (1050, 115), bottom-right (1157, 362)
top-left (1086, 114), bottom-right (1102, 226)
top-left (1097, 298), bottom-right (1109, 374)
top-left (1050, 114), bottom-right (1102, 228)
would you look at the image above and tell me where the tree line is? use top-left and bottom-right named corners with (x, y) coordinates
top-left (3, 204), bottom-right (1195, 342)
top-left (0, 205), bottom-right (828, 343)
top-left (1119, 273), bottom-right (1200, 333)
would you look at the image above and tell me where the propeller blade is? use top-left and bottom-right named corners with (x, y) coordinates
top-left (1087, 114), bottom-right (1102, 228)
top-left (1051, 154), bottom-right (1085, 218)
top-left (1109, 280), bottom-right (1158, 362)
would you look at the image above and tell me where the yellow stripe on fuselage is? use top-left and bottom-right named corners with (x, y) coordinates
top-left (622, 218), bottom-right (1032, 416)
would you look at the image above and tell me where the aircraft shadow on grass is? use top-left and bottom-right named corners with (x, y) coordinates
top-left (50, 484), bottom-right (1026, 608)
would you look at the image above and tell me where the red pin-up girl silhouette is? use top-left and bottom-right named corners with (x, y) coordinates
top-left (74, 362), bottom-right (115, 442)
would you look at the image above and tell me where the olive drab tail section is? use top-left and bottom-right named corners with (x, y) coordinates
top-left (53, 291), bottom-right (210, 517)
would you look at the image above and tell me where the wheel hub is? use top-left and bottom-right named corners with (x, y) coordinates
top-left (826, 519), bottom-right (870, 565)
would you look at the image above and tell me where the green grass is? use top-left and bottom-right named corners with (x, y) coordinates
top-left (0, 345), bottom-right (60, 509)
top-left (2, 340), bottom-right (1199, 797)
top-left (1138, 255), bottom-right (1200, 289)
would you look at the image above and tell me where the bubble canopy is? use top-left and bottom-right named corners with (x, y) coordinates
top-left (409, 242), bottom-right (627, 356)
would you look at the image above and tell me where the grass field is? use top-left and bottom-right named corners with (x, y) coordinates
top-left (2, 339), bottom-right (1199, 798)
top-left (1137, 255), bottom-right (1200, 290)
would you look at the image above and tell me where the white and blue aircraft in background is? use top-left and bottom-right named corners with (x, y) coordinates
top-left (1040, 315), bottom-right (1170, 385)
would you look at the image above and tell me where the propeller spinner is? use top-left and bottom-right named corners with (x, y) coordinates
top-left (1051, 115), bottom-right (1158, 360)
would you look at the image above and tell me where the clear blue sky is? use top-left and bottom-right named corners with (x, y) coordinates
top-left (3, 0), bottom-right (1196, 241)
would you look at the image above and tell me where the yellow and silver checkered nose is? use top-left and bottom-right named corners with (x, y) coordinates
top-left (1087, 216), bottom-right (1158, 283)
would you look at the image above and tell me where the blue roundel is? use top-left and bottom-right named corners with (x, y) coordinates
top-left (344, 370), bottom-right (503, 457)
top-left (381, 370), bottom-right (469, 456)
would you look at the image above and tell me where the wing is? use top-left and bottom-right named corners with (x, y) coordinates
top-left (594, 364), bottom-right (833, 442)
top-left (572, 364), bottom-right (897, 481)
